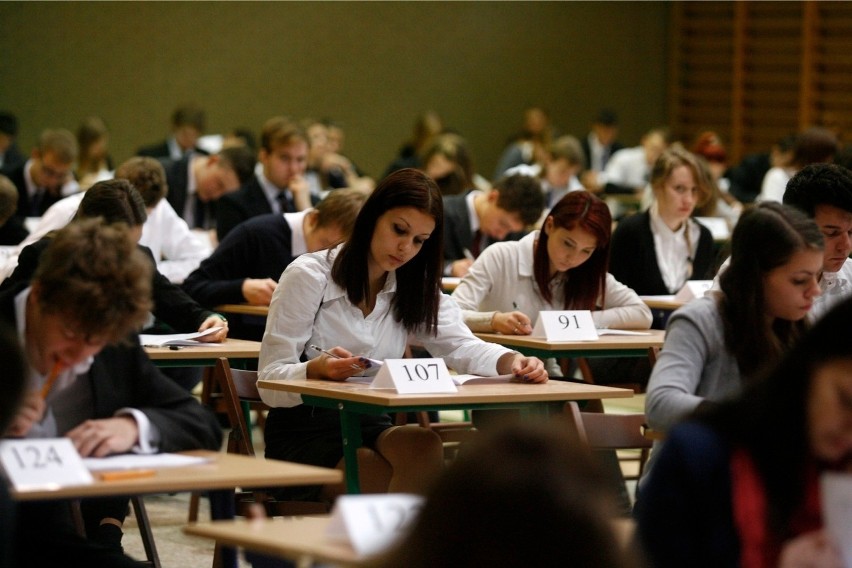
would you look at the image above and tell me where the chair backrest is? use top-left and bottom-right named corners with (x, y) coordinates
top-left (564, 401), bottom-right (652, 479)
top-left (213, 357), bottom-right (264, 457)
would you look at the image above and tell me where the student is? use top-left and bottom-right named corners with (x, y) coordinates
top-left (782, 163), bottom-right (852, 319)
top-left (421, 132), bottom-right (480, 196)
top-left (453, 190), bottom-right (651, 376)
top-left (505, 135), bottom-right (586, 210)
top-left (136, 102), bottom-right (209, 160)
top-left (609, 147), bottom-right (715, 328)
top-left (585, 127), bottom-right (670, 195)
top-left (1, 157), bottom-right (211, 284)
top-left (757, 127), bottom-right (838, 203)
top-left (0, 324), bottom-right (27, 568)
top-left (75, 116), bottom-right (114, 190)
top-left (580, 108), bottom-right (625, 177)
top-left (2, 219), bottom-right (221, 567)
top-left (645, 202), bottom-right (823, 437)
top-left (492, 106), bottom-right (554, 180)
top-left (257, 168), bottom-right (547, 500)
top-left (0, 111), bottom-right (25, 175)
top-left (0, 174), bottom-right (28, 245)
top-left (7, 128), bottom-right (80, 218)
top-left (216, 117), bottom-right (312, 241)
top-left (182, 188), bottom-right (367, 340)
top-left (636, 296), bottom-right (852, 568)
top-left (383, 110), bottom-right (444, 178)
top-left (373, 422), bottom-right (639, 568)
top-left (443, 173), bottom-right (545, 277)
top-left (162, 145), bottom-right (256, 230)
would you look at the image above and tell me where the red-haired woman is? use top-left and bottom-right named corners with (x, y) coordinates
top-left (453, 190), bottom-right (651, 375)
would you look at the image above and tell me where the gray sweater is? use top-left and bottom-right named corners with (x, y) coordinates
top-left (645, 295), bottom-right (742, 432)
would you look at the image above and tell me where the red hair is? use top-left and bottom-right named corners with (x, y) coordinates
top-left (533, 191), bottom-right (612, 309)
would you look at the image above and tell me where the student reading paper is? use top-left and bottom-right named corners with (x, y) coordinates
top-left (257, 169), bottom-right (547, 502)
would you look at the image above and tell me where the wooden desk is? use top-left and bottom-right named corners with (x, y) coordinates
top-left (473, 331), bottom-right (665, 359)
top-left (145, 338), bottom-right (261, 368)
top-left (257, 378), bottom-right (631, 493)
top-left (441, 277), bottom-right (461, 292)
top-left (640, 296), bottom-right (684, 311)
top-left (12, 450), bottom-right (341, 501)
top-left (214, 304), bottom-right (270, 317)
top-left (186, 516), bottom-right (362, 567)
top-left (185, 515), bottom-right (636, 567)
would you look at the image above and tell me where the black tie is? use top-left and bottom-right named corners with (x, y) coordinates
top-left (193, 195), bottom-right (211, 230)
top-left (470, 229), bottom-right (483, 258)
top-left (276, 191), bottom-right (294, 213)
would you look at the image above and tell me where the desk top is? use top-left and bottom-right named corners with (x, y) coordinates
top-left (144, 338), bottom-right (261, 361)
top-left (474, 330), bottom-right (665, 353)
top-left (640, 295), bottom-right (685, 311)
top-left (185, 516), bottom-right (362, 567)
top-left (257, 377), bottom-right (632, 408)
top-left (214, 304), bottom-right (270, 317)
top-left (12, 450), bottom-right (341, 501)
top-left (185, 515), bottom-right (637, 566)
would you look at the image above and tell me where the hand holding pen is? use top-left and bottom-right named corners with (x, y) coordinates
top-left (491, 303), bottom-right (533, 335)
top-left (307, 344), bottom-right (373, 382)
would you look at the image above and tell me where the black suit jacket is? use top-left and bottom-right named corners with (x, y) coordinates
top-left (136, 139), bottom-right (208, 160)
top-left (609, 210), bottom-right (715, 327)
top-left (0, 238), bottom-right (214, 333)
top-left (0, 214), bottom-right (28, 245)
top-left (215, 176), bottom-right (275, 241)
top-left (580, 136), bottom-right (625, 171)
top-left (7, 162), bottom-right (63, 218)
top-left (161, 155), bottom-right (218, 230)
top-left (442, 193), bottom-right (524, 263)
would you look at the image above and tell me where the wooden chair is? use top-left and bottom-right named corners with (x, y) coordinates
top-left (564, 401), bottom-right (652, 481)
top-left (70, 496), bottom-right (160, 568)
top-left (188, 358), bottom-right (328, 522)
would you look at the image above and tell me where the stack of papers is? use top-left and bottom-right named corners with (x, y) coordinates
top-left (140, 326), bottom-right (223, 347)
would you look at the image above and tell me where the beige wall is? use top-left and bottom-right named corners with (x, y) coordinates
top-left (0, 1), bottom-right (668, 180)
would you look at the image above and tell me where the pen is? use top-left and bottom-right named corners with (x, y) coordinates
top-left (309, 345), bottom-right (363, 371)
top-left (39, 362), bottom-right (63, 400)
top-left (512, 302), bottom-right (519, 310)
top-left (462, 248), bottom-right (475, 261)
top-left (99, 469), bottom-right (157, 482)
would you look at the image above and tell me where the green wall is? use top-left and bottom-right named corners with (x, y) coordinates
top-left (0, 1), bottom-right (668, 179)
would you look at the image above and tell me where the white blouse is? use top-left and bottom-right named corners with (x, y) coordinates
top-left (258, 245), bottom-right (514, 408)
top-left (649, 204), bottom-right (701, 294)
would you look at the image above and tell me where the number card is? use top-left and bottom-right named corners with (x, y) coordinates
top-left (0, 438), bottom-right (93, 490)
top-left (532, 310), bottom-right (599, 341)
top-left (674, 280), bottom-right (713, 302)
top-left (370, 358), bottom-right (457, 394)
top-left (325, 493), bottom-right (424, 556)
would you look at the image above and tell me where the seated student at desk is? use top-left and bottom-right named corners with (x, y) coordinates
top-left (645, 203), bottom-right (822, 446)
top-left (258, 169), bottom-right (547, 501)
top-left (1, 220), bottom-right (221, 567)
top-left (452, 190), bottom-right (652, 378)
top-left (181, 188), bottom-right (367, 340)
top-left (609, 147), bottom-right (716, 329)
top-left (636, 297), bottom-right (851, 568)
top-left (0, 179), bottom-right (228, 390)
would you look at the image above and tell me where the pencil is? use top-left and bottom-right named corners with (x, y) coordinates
top-left (39, 361), bottom-right (63, 400)
top-left (309, 345), bottom-right (363, 371)
top-left (98, 469), bottom-right (157, 481)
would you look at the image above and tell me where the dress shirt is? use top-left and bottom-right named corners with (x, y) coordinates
top-left (756, 166), bottom-right (794, 203)
top-left (597, 146), bottom-right (649, 189)
top-left (587, 133), bottom-right (608, 172)
top-left (14, 288), bottom-right (158, 453)
top-left (503, 163), bottom-right (584, 209)
top-left (140, 199), bottom-right (211, 283)
top-left (649, 203), bottom-right (701, 293)
top-left (258, 170), bottom-right (294, 214)
top-left (466, 190), bottom-right (480, 233)
top-left (258, 245), bottom-right (514, 408)
top-left (180, 158), bottom-right (200, 228)
top-left (284, 210), bottom-right (309, 256)
top-left (453, 231), bottom-right (652, 332)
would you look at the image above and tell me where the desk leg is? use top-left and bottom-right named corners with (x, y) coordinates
top-left (210, 490), bottom-right (237, 568)
top-left (339, 408), bottom-right (363, 494)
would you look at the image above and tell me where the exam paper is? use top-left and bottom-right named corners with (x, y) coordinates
top-left (139, 326), bottom-right (224, 347)
top-left (83, 453), bottom-right (211, 472)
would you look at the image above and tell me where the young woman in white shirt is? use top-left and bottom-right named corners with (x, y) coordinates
top-left (452, 190), bottom-right (652, 377)
top-left (258, 168), bottom-right (547, 501)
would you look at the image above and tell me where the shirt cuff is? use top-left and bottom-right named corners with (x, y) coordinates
top-left (115, 408), bottom-right (161, 454)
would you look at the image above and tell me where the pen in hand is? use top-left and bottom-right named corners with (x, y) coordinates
top-left (40, 362), bottom-right (63, 400)
top-left (463, 248), bottom-right (475, 262)
top-left (309, 345), bottom-right (363, 372)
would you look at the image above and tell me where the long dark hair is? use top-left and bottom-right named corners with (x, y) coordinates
top-left (533, 191), bottom-right (612, 310)
top-left (331, 168), bottom-right (443, 335)
top-left (697, 295), bottom-right (852, 541)
top-left (719, 202), bottom-right (822, 377)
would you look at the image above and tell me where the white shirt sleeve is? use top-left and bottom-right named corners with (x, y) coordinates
top-left (593, 273), bottom-right (653, 329)
top-left (140, 200), bottom-right (211, 283)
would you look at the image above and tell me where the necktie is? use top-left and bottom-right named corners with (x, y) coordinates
top-left (470, 229), bottom-right (483, 258)
top-left (193, 195), bottom-right (211, 230)
top-left (276, 191), bottom-right (294, 213)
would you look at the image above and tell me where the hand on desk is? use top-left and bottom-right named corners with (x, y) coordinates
top-left (497, 353), bottom-right (548, 383)
top-left (66, 416), bottom-right (139, 457)
top-left (492, 311), bottom-right (533, 335)
top-left (307, 346), bottom-right (372, 381)
top-left (4, 390), bottom-right (46, 437)
top-left (197, 315), bottom-right (229, 342)
top-left (242, 278), bottom-right (277, 305)
top-left (450, 258), bottom-right (473, 277)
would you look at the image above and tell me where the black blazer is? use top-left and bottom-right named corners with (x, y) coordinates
top-left (161, 155), bottom-right (218, 230)
top-left (609, 210), bottom-right (715, 296)
top-left (0, 238), bottom-right (214, 333)
top-left (7, 162), bottom-right (63, 218)
top-left (137, 139), bottom-right (208, 160)
top-left (0, 215), bottom-right (28, 245)
top-left (580, 136), bottom-right (625, 171)
top-left (215, 176), bottom-right (274, 241)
